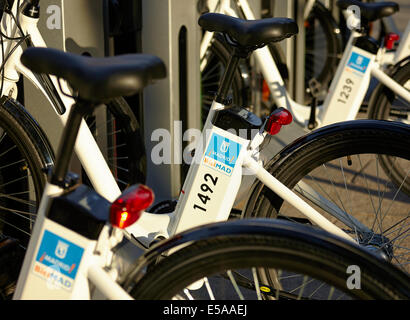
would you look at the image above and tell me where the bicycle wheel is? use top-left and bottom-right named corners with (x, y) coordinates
top-left (201, 34), bottom-right (247, 124)
top-left (85, 96), bottom-right (146, 190)
top-left (243, 120), bottom-right (410, 273)
top-left (0, 97), bottom-right (53, 248)
top-left (128, 219), bottom-right (410, 300)
top-left (367, 61), bottom-right (410, 195)
top-left (304, 1), bottom-right (343, 101)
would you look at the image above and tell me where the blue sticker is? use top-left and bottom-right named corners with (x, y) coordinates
top-left (203, 133), bottom-right (241, 176)
top-left (35, 230), bottom-right (84, 280)
top-left (347, 52), bottom-right (370, 74)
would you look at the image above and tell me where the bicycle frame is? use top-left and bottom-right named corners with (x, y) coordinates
top-left (200, 0), bottom-right (410, 127)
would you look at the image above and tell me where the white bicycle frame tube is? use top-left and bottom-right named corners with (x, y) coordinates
top-left (242, 155), bottom-right (354, 242)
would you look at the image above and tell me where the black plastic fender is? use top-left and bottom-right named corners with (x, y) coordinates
top-left (120, 218), bottom-right (355, 290)
top-left (119, 216), bottom-right (410, 295)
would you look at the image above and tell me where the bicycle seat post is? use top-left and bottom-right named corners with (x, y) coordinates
top-left (50, 99), bottom-right (95, 188)
top-left (215, 51), bottom-right (241, 105)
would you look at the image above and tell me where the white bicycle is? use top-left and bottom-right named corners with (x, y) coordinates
top-left (9, 45), bottom-right (410, 300)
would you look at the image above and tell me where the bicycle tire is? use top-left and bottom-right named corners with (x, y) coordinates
top-left (367, 59), bottom-right (410, 195)
top-left (201, 34), bottom-right (247, 124)
top-left (128, 219), bottom-right (410, 300)
top-left (0, 96), bottom-right (54, 247)
top-left (84, 96), bottom-right (146, 190)
top-left (243, 120), bottom-right (410, 273)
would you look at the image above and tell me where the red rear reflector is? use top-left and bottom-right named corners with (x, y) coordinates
top-left (265, 108), bottom-right (293, 135)
top-left (110, 184), bottom-right (154, 229)
top-left (384, 33), bottom-right (400, 50)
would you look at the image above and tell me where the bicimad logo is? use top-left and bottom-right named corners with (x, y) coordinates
top-left (347, 52), bottom-right (370, 74)
top-left (202, 133), bottom-right (241, 176)
top-left (55, 240), bottom-right (69, 259)
top-left (220, 141), bottom-right (230, 153)
top-left (33, 230), bottom-right (85, 291)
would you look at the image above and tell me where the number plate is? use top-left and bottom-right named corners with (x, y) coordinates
top-left (321, 46), bottom-right (375, 126)
top-left (172, 131), bottom-right (247, 234)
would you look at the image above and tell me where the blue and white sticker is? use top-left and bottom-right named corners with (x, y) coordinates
top-left (202, 133), bottom-right (242, 176)
top-left (32, 230), bottom-right (84, 291)
top-left (346, 52), bottom-right (370, 74)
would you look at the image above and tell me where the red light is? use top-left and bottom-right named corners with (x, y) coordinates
top-left (384, 33), bottom-right (400, 50)
top-left (265, 108), bottom-right (293, 135)
top-left (110, 184), bottom-right (154, 229)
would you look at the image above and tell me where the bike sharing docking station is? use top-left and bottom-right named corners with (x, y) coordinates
top-left (141, 0), bottom-right (202, 203)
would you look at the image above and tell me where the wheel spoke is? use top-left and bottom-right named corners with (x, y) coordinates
top-left (227, 270), bottom-right (245, 300)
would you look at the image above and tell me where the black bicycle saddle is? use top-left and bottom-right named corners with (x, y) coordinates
top-left (337, 0), bottom-right (399, 22)
top-left (21, 47), bottom-right (166, 102)
top-left (198, 13), bottom-right (298, 48)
